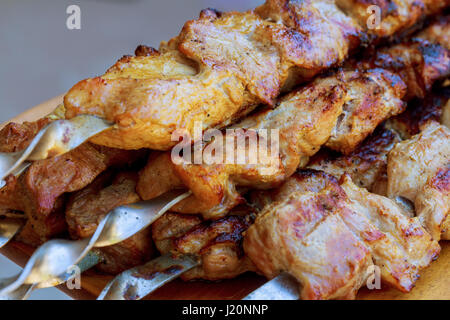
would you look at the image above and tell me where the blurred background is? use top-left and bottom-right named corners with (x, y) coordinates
top-left (0, 0), bottom-right (262, 300)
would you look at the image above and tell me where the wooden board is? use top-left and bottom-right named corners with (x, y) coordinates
top-left (0, 95), bottom-right (449, 300)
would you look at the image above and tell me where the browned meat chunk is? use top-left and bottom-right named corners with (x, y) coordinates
top-left (309, 126), bottom-right (401, 192)
top-left (152, 206), bottom-right (256, 281)
top-left (66, 171), bottom-right (141, 239)
top-left (387, 121), bottom-right (450, 240)
top-left (0, 143), bottom-right (145, 241)
top-left (244, 170), bottom-right (440, 299)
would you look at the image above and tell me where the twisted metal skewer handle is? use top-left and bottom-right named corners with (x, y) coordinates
top-left (0, 190), bottom-right (191, 297)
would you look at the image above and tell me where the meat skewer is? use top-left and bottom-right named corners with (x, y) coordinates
top-left (0, 115), bottom-right (112, 182)
top-left (98, 115), bottom-right (445, 300)
top-left (99, 82), bottom-right (449, 300)
top-left (0, 0), bottom-right (445, 179)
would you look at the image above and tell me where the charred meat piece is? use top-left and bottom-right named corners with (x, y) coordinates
top-left (95, 227), bottom-right (154, 275)
top-left (387, 121), bottom-right (450, 240)
top-left (308, 126), bottom-right (401, 192)
top-left (357, 19), bottom-right (450, 101)
top-left (244, 173), bottom-right (373, 300)
top-left (335, 0), bottom-right (447, 39)
top-left (66, 171), bottom-right (141, 239)
top-left (0, 143), bottom-right (146, 241)
top-left (152, 207), bottom-right (256, 281)
top-left (324, 68), bottom-right (405, 154)
top-left (0, 119), bottom-right (51, 153)
top-left (417, 15), bottom-right (450, 50)
top-left (244, 170), bottom-right (440, 299)
top-left (61, 0), bottom-right (447, 150)
top-left (387, 86), bottom-right (449, 138)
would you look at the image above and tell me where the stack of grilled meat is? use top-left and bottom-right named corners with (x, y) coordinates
top-left (0, 0), bottom-right (449, 299)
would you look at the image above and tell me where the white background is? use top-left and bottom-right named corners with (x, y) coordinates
top-left (0, 0), bottom-right (262, 300)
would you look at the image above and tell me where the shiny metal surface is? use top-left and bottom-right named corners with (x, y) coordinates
top-left (0, 251), bottom-right (101, 300)
top-left (0, 115), bottom-right (112, 181)
top-left (0, 191), bottom-right (191, 297)
top-left (243, 273), bottom-right (299, 300)
top-left (0, 219), bottom-right (25, 248)
top-left (98, 254), bottom-right (200, 300)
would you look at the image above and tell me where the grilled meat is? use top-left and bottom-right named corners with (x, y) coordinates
top-left (137, 18), bottom-right (449, 218)
top-left (308, 126), bottom-right (401, 192)
top-left (62, 0), bottom-right (447, 150)
top-left (0, 119), bottom-right (51, 153)
top-left (65, 170), bottom-right (154, 274)
top-left (387, 87), bottom-right (449, 138)
top-left (244, 170), bottom-right (440, 299)
top-left (66, 171), bottom-right (141, 239)
top-left (152, 206), bottom-right (256, 281)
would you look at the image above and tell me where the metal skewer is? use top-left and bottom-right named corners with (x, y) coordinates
top-left (0, 190), bottom-right (191, 296)
top-left (98, 254), bottom-right (200, 300)
top-left (0, 115), bottom-right (112, 182)
top-left (98, 253), bottom-right (300, 300)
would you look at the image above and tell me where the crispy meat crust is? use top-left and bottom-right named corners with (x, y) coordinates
top-left (0, 119), bottom-right (51, 153)
top-left (309, 126), bottom-right (401, 191)
top-left (244, 170), bottom-right (440, 299)
top-left (387, 121), bottom-right (450, 240)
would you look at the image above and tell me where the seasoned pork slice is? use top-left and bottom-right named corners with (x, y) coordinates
top-left (95, 227), bottom-right (154, 275)
top-left (386, 87), bottom-right (450, 139)
top-left (357, 19), bottom-right (450, 101)
top-left (244, 177), bottom-right (373, 300)
top-left (335, 0), bottom-right (447, 38)
top-left (0, 119), bottom-right (51, 153)
top-left (324, 68), bottom-right (405, 154)
top-left (339, 175), bottom-right (440, 289)
top-left (65, 170), bottom-right (154, 274)
top-left (152, 206), bottom-right (256, 281)
top-left (0, 143), bottom-right (145, 241)
top-left (138, 76), bottom-right (345, 218)
top-left (387, 121), bottom-right (450, 240)
top-left (244, 170), bottom-right (440, 299)
top-left (310, 126), bottom-right (401, 192)
top-left (417, 15), bottom-right (450, 50)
